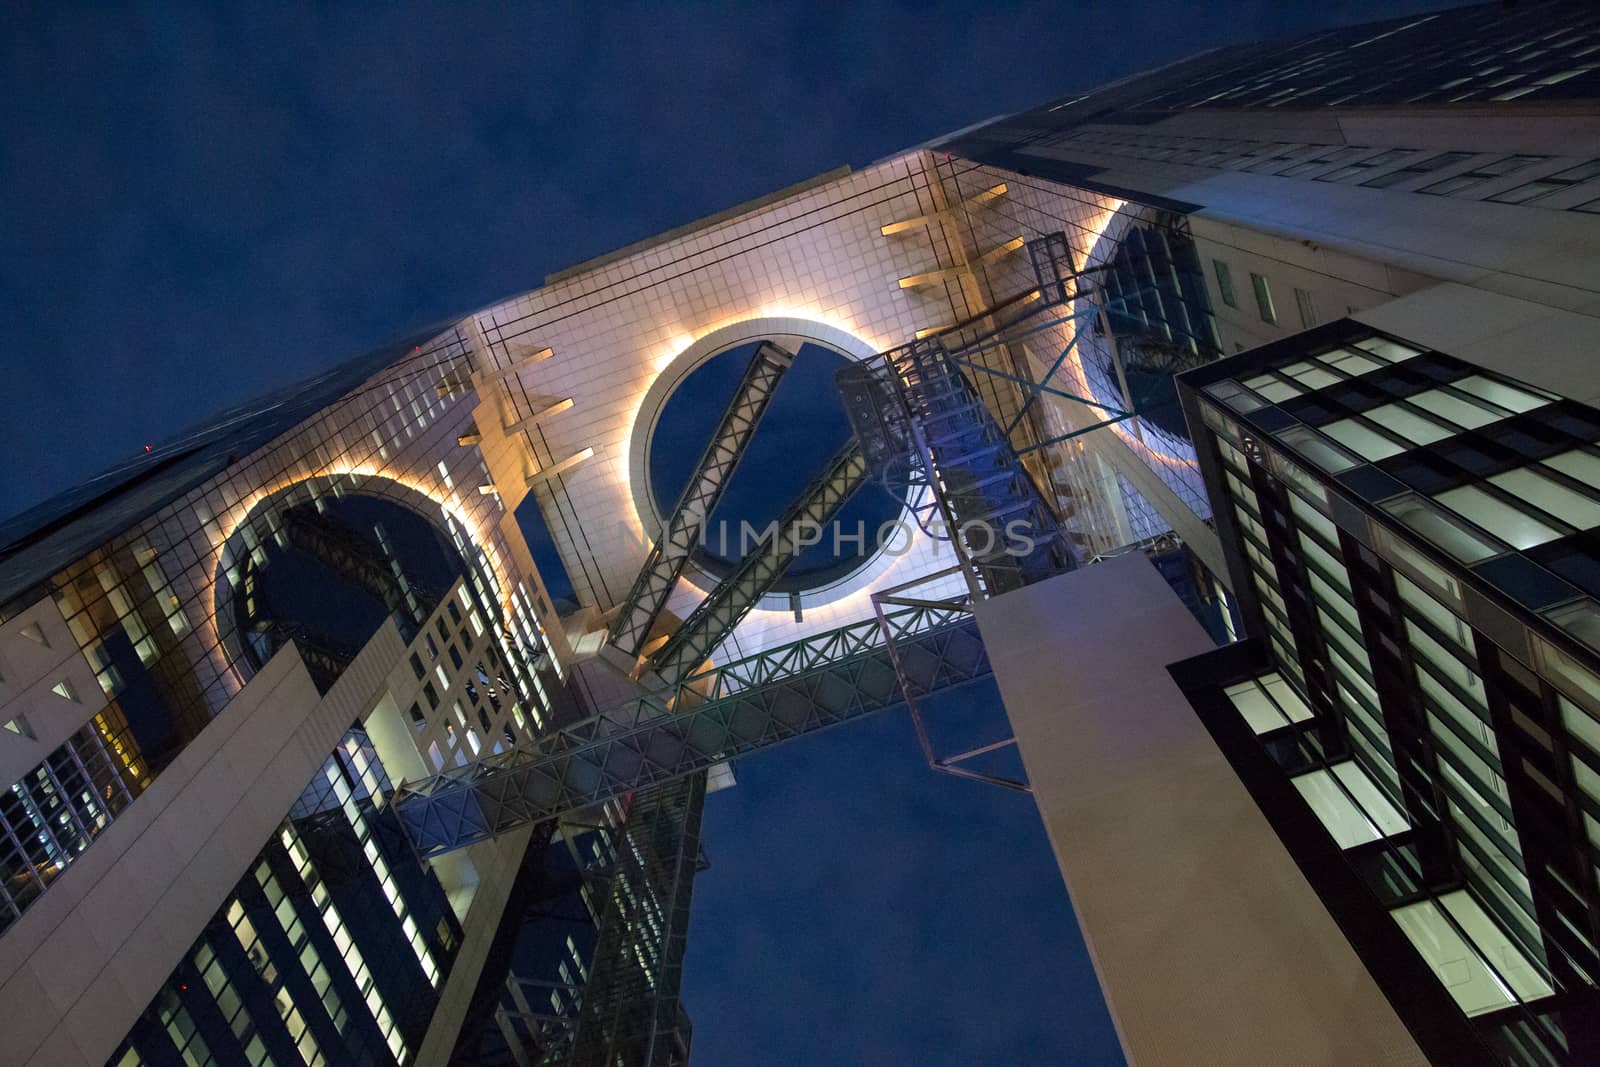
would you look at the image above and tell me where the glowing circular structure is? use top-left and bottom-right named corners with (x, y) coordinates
top-left (624, 316), bottom-right (914, 610)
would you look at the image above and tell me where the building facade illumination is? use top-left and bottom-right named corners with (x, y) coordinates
top-left (2, 2), bottom-right (1600, 1063)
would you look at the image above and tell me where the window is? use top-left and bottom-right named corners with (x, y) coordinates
top-left (1315, 148), bottom-right (1416, 184)
top-left (1278, 145), bottom-right (1368, 177)
top-left (1204, 379), bottom-right (1267, 414)
top-left (1318, 348), bottom-right (1384, 377)
top-left (1406, 388), bottom-right (1502, 431)
top-left (1420, 155), bottom-right (1548, 197)
top-left (1279, 425), bottom-right (1361, 474)
top-left (1449, 375), bottom-right (1551, 414)
top-left (1241, 372), bottom-right (1301, 403)
top-left (1245, 144), bottom-right (1313, 173)
top-left (1351, 336), bottom-right (1423, 363)
top-left (1488, 467), bottom-right (1600, 529)
top-left (1213, 259), bottom-right (1237, 308)
top-left (1321, 418), bottom-right (1407, 461)
top-left (1277, 360), bottom-right (1340, 389)
top-left (1225, 672), bottom-right (1314, 734)
top-left (1292, 762), bottom-right (1409, 847)
top-left (1361, 403), bottom-right (1454, 447)
top-left (1294, 288), bottom-right (1316, 329)
top-left (1383, 495), bottom-right (1503, 563)
top-left (1362, 151), bottom-right (1475, 189)
top-left (1434, 484), bottom-right (1563, 549)
top-left (1544, 449), bottom-right (1600, 490)
top-left (1487, 159), bottom-right (1600, 205)
top-left (1250, 272), bottom-right (1277, 324)
top-left (1390, 891), bottom-right (1552, 1016)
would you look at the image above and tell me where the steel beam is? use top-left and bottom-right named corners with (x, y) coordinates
top-left (607, 342), bottom-right (794, 662)
top-left (644, 438), bottom-right (869, 684)
top-left (391, 604), bottom-right (986, 856)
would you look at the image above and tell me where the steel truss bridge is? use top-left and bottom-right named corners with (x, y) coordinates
top-left (395, 230), bottom-right (1150, 1065)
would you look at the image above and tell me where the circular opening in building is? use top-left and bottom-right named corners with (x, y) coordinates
top-left (648, 339), bottom-right (904, 595)
top-left (242, 495), bottom-right (464, 664)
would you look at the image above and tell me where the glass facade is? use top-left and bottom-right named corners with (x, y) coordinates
top-left (1180, 320), bottom-right (1600, 1063)
top-left (0, 320), bottom-right (565, 942)
top-left (0, 705), bottom-right (144, 936)
top-left (108, 731), bottom-right (463, 1067)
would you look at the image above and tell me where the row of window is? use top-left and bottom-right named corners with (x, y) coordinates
top-left (1120, 12), bottom-right (1600, 111)
top-left (1205, 338), bottom-right (1600, 618)
top-left (1207, 361), bottom-right (1600, 997)
top-left (1211, 258), bottom-right (1318, 333)
top-left (1218, 469), bottom-right (1558, 1024)
top-left (403, 581), bottom-right (547, 775)
top-left (1050, 125), bottom-right (1600, 214)
top-left (0, 708), bottom-right (141, 936)
top-left (113, 735), bottom-right (455, 1067)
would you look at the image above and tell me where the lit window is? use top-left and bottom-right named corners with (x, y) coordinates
top-left (1225, 672), bottom-right (1314, 734)
top-left (1242, 373), bottom-right (1300, 402)
top-left (1278, 361), bottom-right (1340, 389)
top-left (1318, 348), bottom-right (1384, 377)
top-left (1279, 425), bottom-right (1361, 473)
top-left (1292, 762), bottom-right (1409, 847)
top-left (1321, 419), bottom-right (1406, 462)
top-left (1487, 467), bottom-right (1600, 529)
top-left (1434, 484), bottom-right (1563, 549)
top-left (1390, 891), bottom-right (1552, 1016)
top-left (1384, 495), bottom-right (1503, 563)
top-left (1406, 388), bottom-right (1500, 431)
top-left (1544, 449), bottom-right (1600, 490)
top-left (1363, 403), bottom-right (1454, 447)
top-left (1352, 336), bottom-right (1422, 362)
top-left (1449, 375), bottom-right (1551, 414)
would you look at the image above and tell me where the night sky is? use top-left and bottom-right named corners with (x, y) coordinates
top-left (3, 3), bottom-right (1456, 1061)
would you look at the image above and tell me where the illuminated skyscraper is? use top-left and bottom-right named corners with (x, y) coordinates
top-left (2, 3), bottom-right (1599, 1064)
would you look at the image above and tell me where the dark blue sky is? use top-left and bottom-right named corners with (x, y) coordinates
top-left (0, 1), bottom-right (1454, 518)
top-left (650, 341), bottom-right (903, 584)
top-left (2, 2), bottom-right (1456, 1061)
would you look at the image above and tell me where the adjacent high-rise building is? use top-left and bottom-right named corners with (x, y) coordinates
top-left (2, 2), bottom-right (1598, 1063)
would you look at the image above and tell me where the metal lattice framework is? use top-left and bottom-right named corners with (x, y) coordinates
top-left (567, 775), bottom-right (704, 1067)
top-left (841, 232), bottom-right (1146, 598)
top-left (397, 235), bottom-right (1136, 1063)
top-left (889, 336), bottom-right (1074, 597)
top-left (391, 603), bottom-right (986, 856)
top-left (643, 439), bottom-right (870, 684)
top-left (607, 342), bottom-right (794, 662)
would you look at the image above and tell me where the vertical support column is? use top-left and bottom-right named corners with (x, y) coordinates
top-left (569, 774), bottom-right (706, 1067)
